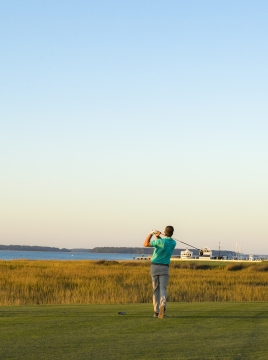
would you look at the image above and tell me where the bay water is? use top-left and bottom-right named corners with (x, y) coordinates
top-left (0, 250), bottom-right (142, 261)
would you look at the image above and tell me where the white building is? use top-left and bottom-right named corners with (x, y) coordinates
top-left (180, 247), bottom-right (193, 259)
top-left (199, 247), bottom-right (212, 260)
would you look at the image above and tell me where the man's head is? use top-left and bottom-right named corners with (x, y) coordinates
top-left (164, 225), bottom-right (174, 237)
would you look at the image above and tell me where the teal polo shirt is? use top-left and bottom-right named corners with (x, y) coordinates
top-left (150, 237), bottom-right (176, 265)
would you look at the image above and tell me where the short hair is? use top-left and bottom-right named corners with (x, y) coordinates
top-left (164, 226), bottom-right (174, 237)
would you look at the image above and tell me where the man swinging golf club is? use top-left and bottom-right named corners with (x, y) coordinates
top-left (143, 226), bottom-right (176, 318)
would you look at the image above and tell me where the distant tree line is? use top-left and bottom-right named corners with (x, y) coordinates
top-left (0, 245), bottom-right (71, 252)
top-left (89, 247), bottom-right (187, 255)
top-left (0, 244), bottom-right (236, 257)
top-left (89, 247), bottom-right (236, 257)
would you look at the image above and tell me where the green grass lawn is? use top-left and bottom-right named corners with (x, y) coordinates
top-left (1, 302), bottom-right (267, 360)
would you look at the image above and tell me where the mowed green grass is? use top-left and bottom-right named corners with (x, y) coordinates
top-left (1, 302), bottom-right (267, 360)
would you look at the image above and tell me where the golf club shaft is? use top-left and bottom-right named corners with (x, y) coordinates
top-left (159, 232), bottom-right (201, 251)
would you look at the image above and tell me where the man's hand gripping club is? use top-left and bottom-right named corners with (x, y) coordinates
top-left (143, 230), bottom-right (162, 247)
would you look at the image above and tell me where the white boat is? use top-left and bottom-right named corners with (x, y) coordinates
top-left (199, 246), bottom-right (212, 260)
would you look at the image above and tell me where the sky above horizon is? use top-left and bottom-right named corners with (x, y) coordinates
top-left (1, 1), bottom-right (268, 254)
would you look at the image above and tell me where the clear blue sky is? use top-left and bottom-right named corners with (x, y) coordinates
top-left (1, 1), bottom-right (268, 254)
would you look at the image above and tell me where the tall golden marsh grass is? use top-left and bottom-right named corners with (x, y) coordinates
top-left (0, 260), bottom-right (267, 305)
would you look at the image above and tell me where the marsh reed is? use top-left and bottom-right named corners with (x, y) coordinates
top-left (0, 260), bottom-right (267, 305)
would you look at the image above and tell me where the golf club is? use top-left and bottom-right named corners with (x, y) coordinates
top-left (152, 230), bottom-right (204, 256)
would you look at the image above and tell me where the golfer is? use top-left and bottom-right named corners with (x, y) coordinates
top-left (143, 226), bottom-right (176, 318)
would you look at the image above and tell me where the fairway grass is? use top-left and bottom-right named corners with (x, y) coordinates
top-left (1, 302), bottom-right (268, 360)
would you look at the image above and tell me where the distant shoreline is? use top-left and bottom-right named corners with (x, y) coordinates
top-left (0, 244), bottom-right (238, 256)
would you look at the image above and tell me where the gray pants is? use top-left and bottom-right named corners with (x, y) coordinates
top-left (150, 264), bottom-right (169, 313)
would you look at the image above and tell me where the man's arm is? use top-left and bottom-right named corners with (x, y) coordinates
top-left (143, 231), bottom-right (161, 247)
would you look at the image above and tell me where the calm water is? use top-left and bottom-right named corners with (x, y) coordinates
top-left (0, 251), bottom-right (142, 261)
top-left (1, 250), bottom-right (266, 261)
